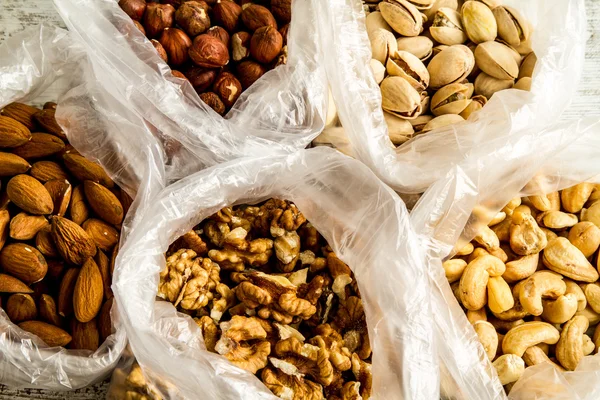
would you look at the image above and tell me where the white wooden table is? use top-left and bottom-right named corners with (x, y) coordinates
top-left (0, 1), bottom-right (599, 399)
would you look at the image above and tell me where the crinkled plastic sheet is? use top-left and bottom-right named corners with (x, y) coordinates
top-left (51, 0), bottom-right (328, 181)
top-left (0, 24), bottom-right (166, 389)
top-left (113, 147), bottom-right (438, 400)
top-left (321, 0), bottom-right (587, 194)
top-left (410, 118), bottom-right (600, 400)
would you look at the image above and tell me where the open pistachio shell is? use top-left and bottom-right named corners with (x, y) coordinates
top-left (514, 77), bottom-right (532, 91)
top-left (370, 28), bottom-right (398, 64)
top-left (474, 41), bottom-right (519, 80)
top-left (515, 34), bottom-right (534, 55)
top-left (427, 44), bottom-right (475, 89)
top-left (380, 0), bottom-right (425, 37)
top-left (474, 72), bottom-right (514, 99)
top-left (430, 8), bottom-right (468, 45)
top-left (422, 114), bottom-right (464, 133)
top-left (431, 83), bottom-right (473, 116)
top-left (386, 50), bottom-right (430, 90)
top-left (384, 112), bottom-right (415, 145)
top-left (432, 44), bottom-right (449, 57)
top-left (493, 6), bottom-right (530, 47)
top-left (380, 76), bottom-right (423, 119)
top-left (423, 0), bottom-right (458, 22)
top-left (518, 52), bottom-right (537, 79)
top-left (396, 36), bottom-right (434, 61)
top-left (370, 59), bottom-right (387, 84)
top-left (410, 114), bottom-right (433, 132)
top-left (407, 0), bottom-right (435, 10)
top-left (477, 0), bottom-right (500, 8)
top-left (366, 11), bottom-right (393, 36)
top-left (460, 94), bottom-right (487, 119)
top-left (465, 82), bottom-right (475, 98)
top-left (461, 1), bottom-right (497, 44)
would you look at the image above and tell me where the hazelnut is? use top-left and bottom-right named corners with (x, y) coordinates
top-left (274, 45), bottom-right (287, 67)
top-left (213, 72), bottom-right (242, 108)
top-left (143, 3), bottom-right (175, 38)
top-left (206, 26), bottom-right (230, 47)
top-left (189, 34), bottom-right (230, 68)
top-left (159, 28), bottom-right (192, 66)
top-left (184, 66), bottom-right (217, 91)
top-left (151, 39), bottom-right (169, 63)
top-left (237, 60), bottom-right (266, 89)
top-left (241, 4), bottom-right (277, 31)
top-left (133, 20), bottom-right (146, 36)
top-left (160, 0), bottom-right (185, 7)
top-left (213, 0), bottom-right (242, 32)
top-left (119, 0), bottom-right (147, 21)
top-left (171, 70), bottom-right (188, 80)
top-left (175, 1), bottom-right (211, 37)
top-left (279, 23), bottom-right (289, 46)
top-left (200, 92), bottom-right (226, 115)
top-left (271, 0), bottom-right (291, 24)
top-left (231, 31), bottom-right (251, 61)
top-left (250, 25), bottom-right (282, 64)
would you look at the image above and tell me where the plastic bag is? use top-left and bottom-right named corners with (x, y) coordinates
top-left (410, 117), bottom-right (600, 399)
top-left (50, 0), bottom-right (328, 179)
top-left (112, 147), bottom-right (438, 400)
top-left (320, 0), bottom-right (588, 194)
top-left (0, 24), bottom-right (167, 389)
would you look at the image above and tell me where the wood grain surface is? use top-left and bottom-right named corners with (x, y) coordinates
top-left (0, 1), bottom-right (599, 399)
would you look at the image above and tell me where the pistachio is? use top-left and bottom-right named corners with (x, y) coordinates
top-left (370, 59), bottom-right (386, 84)
top-left (431, 83), bottom-right (473, 116)
top-left (410, 114), bottom-right (433, 132)
top-left (474, 72), bottom-right (514, 99)
top-left (396, 36), bottom-right (434, 61)
top-left (429, 8), bottom-right (467, 45)
top-left (493, 6), bottom-right (530, 47)
top-left (519, 52), bottom-right (537, 79)
top-left (386, 50), bottom-right (430, 90)
top-left (477, 0), bottom-right (500, 7)
top-left (384, 112), bottom-right (415, 145)
top-left (461, 1), bottom-right (497, 44)
top-left (427, 45), bottom-right (475, 89)
top-left (514, 77), bottom-right (532, 92)
top-left (366, 11), bottom-right (393, 36)
top-left (474, 41), bottom-right (519, 80)
top-left (380, 76), bottom-right (423, 120)
top-left (460, 95), bottom-right (487, 120)
top-left (421, 114), bottom-right (464, 133)
top-left (432, 44), bottom-right (449, 57)
top-left (515, 35), bottom-right (534, 56)
top-left (423, 0), bottom-right (458, 21)
top-left (379, 0), bottom-right (425, 37)
top-left (370, 28), bottom-right (398, 64)
top-left (407, 0), bottom-right (435, 10)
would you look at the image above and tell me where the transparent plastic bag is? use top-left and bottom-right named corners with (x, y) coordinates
top-left (113, 147), bottom-right (438, 400)
top-left (320, 0), bottom-right (588, 194)
top-left (410, 117), bottom-right (600, 399)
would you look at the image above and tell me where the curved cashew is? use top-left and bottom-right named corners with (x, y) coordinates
top-left (502, 322), bottom-right (560, 357)
top-left (522, 345), bottom-right (565, 371)
top-left (542, 211), bottom-right (578, 230)
top-left (541, 227), bottom-right (558, 242)
top-left (583, 334), bottom-right (595, 356)
top-left (468, 248), bottom-right (490, 263)
top-left (542, 237), bottom-right (599, 282)
top-left (473, 321), bottom-right (498, 360)
top-left (492, 281), bottom-right (529, 322)
top-left (561, 183), bottom-right (594, 213)
top-left (519, 271), bottom-right (566, 316)
top-left (503, 253), bottom-right (538, 283)
top-left (556, 315), bottom-right (589, 370)
top-left (487, 276), bottom-right (514, 314)
top-left (492, 217), bottom-right (512, 243)
top-left (575, 306), bottom-right (600, 326)
top-left (568, 221), bottom-right (600, 258)
top-left (565, 279), bottom-right (587, 311)
top-left (528, 195), bottom-right (555, 212)
top-left (489, 212), bottom-right (507, 226)
top-left (467, 308), bottom-right (487, 324)
top-left (487, 246), bottom-right (508, 263)
top-left (541, 293), bottom-right (578, 324)
top-left (443, 259), bottom-right (467, 283)
top-left (474, 225), bottom-right (500, 251)
top-left (492, 354), bottom-right (525, 385)
top-left (502, 197), bottom-right (522, 216)
top-left (489, 317), bottom-right (524, 333)
top-left (510, 209), bottom-right (547, 256)
top-left (459, 255), bottom-right (506, 310)
top-left (583, 283), bottom-right (600, 314)
top-left (455, 242), bottom-right (474, 256)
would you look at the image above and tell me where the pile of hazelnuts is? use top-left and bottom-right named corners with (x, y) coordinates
top-left (119, 0), bottom-right (291, 115)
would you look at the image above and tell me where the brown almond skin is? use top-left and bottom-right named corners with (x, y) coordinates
top-left (0, 152), bottom-right (30, 176)
top-left (51, 216), bottom-right (97, 265)
top-left (6, 293), bottom-right (37, 323)
top-left (0, 273), bottom-right (32, 293)
top-left (62, 154), bottom-right (114, 188)
top-left (44, 179), bottom-right (72, 216)
top-left (35, 227), bottom-right (59, 258)
top-left (0, 116), bottom-right (32, 148)
top-left (39, 294), bottom-right (62, 327)
top-left (73, 258), bottom-right (104, 323)
top-left (58, 268), bottom-right (79, 317)
top-left (0, 243), bottom-right (48, 284)
top-left (98, 298), bottom-right (113, 342)
top-left (18, 320), bottom-right (72, 347)
top-left (70, 319), bottom-right (100, 351)
top-left (33, 109), bottom-right (67, 140)
top-left (241, 4), bottom-right (277, 31)
top-left (7, 174), bottom-right (54, 215)
top-left (83, 181), bottom-right (124, 225)
top-left (12, 133), bottom-right (65, 159)
top-left (0, 210), bottom-right (10, 251)
top-left (9, 212), bottom-right (49, 240)
top-left (69, 185), bottom-right (89, 226)
top-left (95, 250), bottom-right (113, 300)
top-left (0, 103), bottom-right (39, 130)
top-left (119, 189), bottom-right (134, 218)
top-left (84, 219), bottom-right (119, 252)
top-left (30, 161), bottom-right (69, 182)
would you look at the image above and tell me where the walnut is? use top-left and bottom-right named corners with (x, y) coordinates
top-left (327, 253), bottom-right (353, 301)
top-left (261, 367), bottom-right (324, 400)
top-left (124, 363), bottom-right (163, 400)
top-left (351, 353), bottom-right (372, 399)
top-left (210, 282), bottom-right (235, 321)
top-left (272, 336), bottom-right (335, 386)
top-left (158, 249), bottom-right (197, 303)
top-left (176, 257), bottom-right (220, 311)
top-left (208, 234), bottom-right (273, 271)
top-left (254, 199), bottom-right (307, 237)
top-left (340, 381), bottom-right (362, 400)
top-left (312, 324), bottom-right (352, 372)
top-left (332, 297), bottom-right (371, 360)
top-left (181, 230), bottom-right (208, 255)
top-left (299, 223), bottom-right (322, 253)
top-left (214, 315), bottom-right (271, 373)
top-left (203, 219), bottom-right (230, 247)
top-left (195, 316), bottom-right (218, 352)
top-left (274, 231), bottom-right (301, 272)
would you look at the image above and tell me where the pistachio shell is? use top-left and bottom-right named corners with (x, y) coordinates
top-left (424, 0), bottom-right (458, 22)
top-left (514, 77), bottom-right (532, 91)
top-left (432, 44), bottom-right (449, 57)
top-left (380, 0), bottom-right (424, 37)
top-left (460, 95), bottom-right (487, 119)
top-left (429, 8), bottom-right (467, 45)
top-left (370, 28), bottom-right (398, 64)
top-left (410, 114), bottom-right (433, 132)
top-left (431, 83), bottom-right (473, 116)
top-left (370, 59), bottom-right (386, 84)
top-left (366, 11), bottom-right (393, 36)
top-left (380, 76), bottom-right (423, 119)
top-left (465, 82), bottom-right (475, 98)
top-left (427, 45), bottom-right (475, 89)
top-left (519, 52), bottom-right (537, 79)
top-left (407, 0), bottom-right (435, 10)
top-left (474, 72), bottom-right (514, 99)
top-left (474, 41), bottom-right (519, 80)
top-left (422, 114), bottom-right (464, 133)
top-left (461, 1), bottom-right (497, 44)
top-left (493, 6), bottom-right (529, 47)
top-left (386, 50), bottom-right (430, 90)
top-left (478, 0), bottom-right (500, 8)
top-left (515, 35), bottom-right (534, 55)
top-left (384, 112), bottom-right (415, 145)
top-left (396, 36), bottom-right (434, 61)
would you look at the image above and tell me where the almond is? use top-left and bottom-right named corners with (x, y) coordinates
top-left (18, 320), bottom-right (72, 347)
top-left (33, 109), bottom-right (67, 140)
top-left (0, 116), bottom-right (32, 148)
top-left (44, 179), bottom-right (72, 216)
top-left (0, 273), bottom-right (32, 293)
top-left (0, 210), bottom-right (10, 250)
top-left (30, 161), bottom-right (69, 182)
top-left (98, 298), bottom-right (113, 342)
top-left (6, 293), bottom-right (37, 322)
top-left (58, 268), bottom-right (78, 317)
top-left (7, 174), bottom-right (54, 215)
top-left (110, 245), bottom-right (118, 276)
top-left (83, 181), bottom-right (124, 225)
top-left (46, 259), bottom-right (65, 281)
top-left (0, 103), bottom-right (39, 130)
top-left (12, 133), bottom-right (65, 159)
top-left (10, 212), bottom-right (49, 240)
top-left (51, 216), bottom-right (97, 265)
top-left (58, 144), bottom-right (81, 158)
top-left (84, 218), bottom-right (119, 252)
top-left (119, 189), bottom-right (134, 217)
top-left (0, 152), bottom-right (30, 176)
top-left (0, 191), bottom-right (10, 211)
top-left (95, 250), bottom-right (113, 300)
top-left (70, 319), bottom-right (100, 351)
top-left (73, 258), bottom-right (103, 323)
top-left (0, 243), bottom-right (48, 284)
top-left (39, 294), bottom-right (62, 327)
top-left (63, 154), bottom-right (114, 188)
top-left (35, 226), bottom-right (59, 258)
top-left (69, 185), bottom-right (90, 226)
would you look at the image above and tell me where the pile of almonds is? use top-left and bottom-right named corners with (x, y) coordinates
top-left (119, 0), bottom-right (291, 115)
top-left (0, 102), bottom-right (130, 351)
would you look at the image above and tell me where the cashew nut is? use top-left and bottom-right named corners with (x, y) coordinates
top-left (489, 212), bottom-right (507, 226)
top-left (467, 248), bottom-right (490, 263)
top-left (473, 320), bottom-right (498, 360)
top-left (522, 345), bottom-right (564, 371)
top-left (492, 281), bottom-right (529, 321)
top-left (455, 242), bottom-right (474, 256)
top-left (510, 209), bottom-right (547, 256)
top-left (502, 197), bottom-right (522, 216)
top-left (561, 183), bottom-right (594, 213)
top-left (581, 201), bottom-right (600, 228)
top-left (568, 221), bottom-right (600, 258)
top-left (489, 317), bottom-right (524, 333)
top-left (503, 253), bottom-right (538, 283)
top-left (583, 334), bottom-right (595, 356)
top-left (474, 225), bottom-right (500, 251)
top-left (487, 276), bottom-right (514, 314)
top-left (492, 354), bottom-right (525, 385)
top-left (541, 227), bottom-right (558, 242)
top-left (542, 211), bottom-right (578, 230)
top-left (582, 283), bottom-right (600, 314)
top-left (502, 322), bottom-right (560, 357)
top-left (459, 255), bottom-right (506, 310)
top-left (488, 246), bottom-right (508, 263)
top-left (492, 217), bottom-right (512, 243)
top-left (528, 195), bottom-right (555, 212)
top-left (575, 306), bottom-right (600, 326)
top-left (541, 293), bottom-right (578, 324)
top-left (542, 237), bottom-right (599, 282)
top-left (565, 279), bottom-right (587, 311)
top-left (443, 259), bottom-right (467, 283)
top-left (467, 308), bottom-right (487, 324)
top-left (519, 271), bottom-right (566, 316)
top-left (556, 315), bottom-right (589, 370)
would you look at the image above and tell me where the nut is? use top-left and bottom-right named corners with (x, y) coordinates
top-left (386, 50), bottom-right (430, 90)
top-left (213, 72), bottom-right (243, 108)
top-left (73, 257), bottom-right (104, 323)
top-left (431, 82), bottom-right (473, 116)
top-left (474, 72), bottom-right (514, 99)
top-left (473, 320), bottom-right (498, 359)
top-left (7, 174), bottom-right (53, 215)
top-left (271, 0), bottom-right (291, 24)
top-left (519, 52), bottom-right (537, 79)
top-left (212, 0), bottom-right (242, 32)
top-left (0, 243), bottom-right (48, 284)
top-left (380, 76), bottom-right (423, 120)
top-left (6, 293), bottom-right (37, 323)
top-left (237, 60), bottom-right (266, 89)
top-left (175, 1), bottom-right (211, 37)
top-left (62, 154), bottom-right (114, 188)
top-left (13, 132), bottom-right (65, 160)
top-left (421, 114), bottom-right (464, 133)
top-left (459, 254), bottom-right (506, 310)
top-left (119, 0), bottom-right (147, 21)
top-left (10, 212), bottom-right (49, 240)
top-left (231, 31), bottom-right (251, 61)
top-left (543, 237), bottom-right (599, 282)
top-left (460, 1), bottom-right (497, 44)
top-left (569, 221), bottom-right (600, 257)
top-left (250, 25), bottom-right (283, 64)
top-left (492, 354), bottom-right (525, 385)
top-left (474, 41), bottom-right (519, 80)
top-left (503, 253), bottom-right (538, 283)
top-left (200, 92), bottom-right (226, 115)
top-left (519, 271), bottom-right (566, 316)
top-left (396, 36), bottom-right (433, 61)
top-left (184, 66), bottom-right (217, 92)
top-left (384, 111), bottom-right (415, 145)
top-left (158, 28), bottom-right (192, 66)
top-left (502, 321), bottom-right (560, 357)
top-left (241, 4), bottom-right (277, 31)
top-left (51, 216), bottom-right (97, 265)
top-left (18, 320), bottom-right (72, 347)
top-left (509, 206), bottom-right (547, 256)
top-left (0, 103), bottom-right (39, 130)
top-left (369, 28), bottom-right (398, 65)
top-left (493, 6), bottom-right (529, 47)
top-left (427, 45), bottom-right (475, 89)
top-left (379, 0), bottom-right (424, 37)
top-left (143, 3), bottom-right (175, 38)
top-left (487, 276), bottom-right (514, 314)
top-left (189, 34), bottom-right (230, 68)
top-left (429, 8), bottom-right (467, 45)
top-left (556, 315), bottom-right (589, 370)
top-left (562, 183), bottom-right (595, 213)
top-left (206, 26), bottom-right (230, 46)
top-left (83, 180), bottom-right (124, 225)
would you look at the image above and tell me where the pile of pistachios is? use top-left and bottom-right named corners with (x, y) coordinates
top-left (365, 0), bottom-right (536, 146)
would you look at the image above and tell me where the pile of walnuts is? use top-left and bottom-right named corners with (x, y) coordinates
top-left (447, 183), bottom-right (600, 392)
top-left (118, 0), bottom-right (291, 115)
top-left (158, 199), bottom-right (372, 399)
